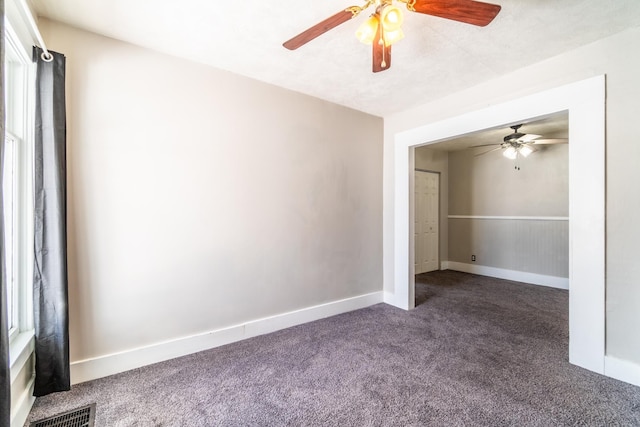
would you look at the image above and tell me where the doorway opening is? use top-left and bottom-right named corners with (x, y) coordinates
top-left (413, 113), bottom-right (569, 307)
top-left (391, 76), bottom-right (605, 375)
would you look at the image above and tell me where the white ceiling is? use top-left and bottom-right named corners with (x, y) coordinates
top-left (31, 0), bottom-right (640, 117)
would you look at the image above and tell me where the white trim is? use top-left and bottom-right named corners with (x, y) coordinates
top-left (383, 291), bottom-right (395, 305)
top-left (9, 332), bottom-right (36, 427)
top-left (14, 0), bottom-right (53, 60)
top-left (10, 376), bottom-right (35, 427)
top-left (392, 75), bottom-right (605, 375)
top-left (70, 291), bottom-right (384, 384)
top-left (6, 0), bottom-right (39, 55)
top-left (445, 261), bottom-right (569, 290)
top-left (9, 331), bottom-right (34, 381)
top-left (5, 11), bottom-right (38, 427)
top-left (604, 356), bottom-right (640, 388)
top-left (448, 215), bottom-right (569, 221)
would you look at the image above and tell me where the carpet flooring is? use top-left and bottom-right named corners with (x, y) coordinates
top-left (26, 271), bottom-right (640, 426)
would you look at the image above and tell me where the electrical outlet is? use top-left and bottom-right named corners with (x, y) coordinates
top-left (471, 255), bottom-right (476, 262)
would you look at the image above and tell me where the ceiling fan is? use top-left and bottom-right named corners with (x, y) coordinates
top-left (476, 124), bottom-right (569, 160)
top-left (283, 0), bottom-right (502, 73)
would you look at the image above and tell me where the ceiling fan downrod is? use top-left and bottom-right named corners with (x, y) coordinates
top-left (505, 124), bottom-right (525, 143)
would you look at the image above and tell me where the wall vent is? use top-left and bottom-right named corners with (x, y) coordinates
top-left (30, 403), bottom-right (96, 427)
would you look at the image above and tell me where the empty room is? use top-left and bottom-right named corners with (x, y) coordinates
top-left (2, 0), bottom-right (640, 426)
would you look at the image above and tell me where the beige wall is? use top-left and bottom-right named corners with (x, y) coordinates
top-left (385, 27), bottom-right (640, 365)
top-left (41, 20), bottom-right (383, 363)
top-left (448, 144), bottom-right (568, 216)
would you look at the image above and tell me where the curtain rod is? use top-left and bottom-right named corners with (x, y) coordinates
top-left (18, 0), bottom-right (53, 62)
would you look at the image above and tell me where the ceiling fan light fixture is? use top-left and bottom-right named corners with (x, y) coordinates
top-left (383, 28), bottom-right (405, 46)
top-left (380, 5), bottom-right (403, 32)
top-left (356, 15), bottom-right (379, 45)
top-left (503, 146), bottom-right (517, 160)
top-left (518, 144), bottom-right (534, 157)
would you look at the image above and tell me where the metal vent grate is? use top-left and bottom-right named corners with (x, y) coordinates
top-left (30, 403), bottom-right (96, 427)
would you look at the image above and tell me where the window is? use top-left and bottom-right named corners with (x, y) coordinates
top-left (3, 20), bottom-right (34, 347)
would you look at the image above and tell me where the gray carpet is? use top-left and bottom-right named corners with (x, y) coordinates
top-left (27, 271), bottom-right (640, 426)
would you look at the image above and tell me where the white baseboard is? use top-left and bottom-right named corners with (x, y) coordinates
top-left (605, 356), bottom-right (640, 387)
top-left (70, 291), bottom-right (384, 385)
top-left (443, 261), bottom-right (569, 290)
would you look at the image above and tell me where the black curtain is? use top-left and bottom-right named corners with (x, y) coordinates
top-left (1, 0), bottom-right (12, 424)
top-left (33, 46), bottom-right (70, 397)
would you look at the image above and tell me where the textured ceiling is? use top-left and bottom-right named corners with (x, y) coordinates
top-left (31, 0), bottom-right (640, 116)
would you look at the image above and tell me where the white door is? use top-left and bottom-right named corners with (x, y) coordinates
top-left (415, 171), bottom-right (439, 274)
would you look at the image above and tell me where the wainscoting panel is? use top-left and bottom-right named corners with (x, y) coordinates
top-left (448, 216), bottom-right (569, 278)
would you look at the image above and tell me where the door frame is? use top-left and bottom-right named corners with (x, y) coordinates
top-left (390, 76), bottom-right (605, 375)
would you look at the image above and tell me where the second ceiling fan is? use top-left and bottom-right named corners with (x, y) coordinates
top-left (283, 0), bottom-right (502, 73)
top-left (475, 124), bottom-right (569, 160)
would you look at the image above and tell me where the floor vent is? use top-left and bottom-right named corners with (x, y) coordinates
top-left (30, 403), bottom-right (96, 427)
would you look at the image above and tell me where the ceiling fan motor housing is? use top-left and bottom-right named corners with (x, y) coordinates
top-left (504, 132), bottom-right (525, 143)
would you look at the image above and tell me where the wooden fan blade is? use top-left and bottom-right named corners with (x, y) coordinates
top-left (372, 17), bottom-right (392, 73)
top-left (283, 9), bottom-right (357, 50)
top-left (531, 138), bottom-right (569, 145)
top-left (407, 0), bottom-right (501, 27)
